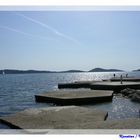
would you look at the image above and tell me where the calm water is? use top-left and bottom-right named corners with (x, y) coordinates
top-left (0, 71), bottom-right (140, 128)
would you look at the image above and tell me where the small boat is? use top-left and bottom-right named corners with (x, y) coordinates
top-left (2, 70), bottom-right (5, 75)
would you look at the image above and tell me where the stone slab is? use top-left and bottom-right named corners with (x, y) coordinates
top-left (35, 90), bottom-right (113, 105)
top-left (58, 81), bottom-right (101, 89)
top-left (58, 81), bottom-right (92, 89)
top-left (111, 77), bottom-right (140, 82)
top-left (90, 81), bottom-right (140, 92)
top-left (0, 106), bottom-right (108, 130)
top-left (1, 106), bottom-right (140, 132)
top-left (82, 118), bottom-right (140, 129)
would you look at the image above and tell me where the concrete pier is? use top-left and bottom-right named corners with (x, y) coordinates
top-left (35, 90), bottom-right (113, 105)
top-left (110, 77), bottom-right (140, 82)
top-left (1, 106), bottom-right (140, 131)
top-left (58, 81), bottom-right (93, 89)
top-left (90, 81), bottom-right (140, 92)
top-left (84, 118), bottom-right (140, 129)
top-left (58, 80), bottom-right (140, 92)
top-left (0, 106), bottom-right (108, 130)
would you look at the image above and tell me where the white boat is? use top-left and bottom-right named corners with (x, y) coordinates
top-left (2, 70), bottom-right (5, 75)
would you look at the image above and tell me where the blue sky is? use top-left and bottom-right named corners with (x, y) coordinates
top-left (0, 11), bottom-right (140, 71)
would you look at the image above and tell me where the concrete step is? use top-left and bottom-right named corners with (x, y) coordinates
top-left (90, 81), bottom-right (140, 92)
top-left (35, 90), bottom-right (113, 105)
top-left (111, 77), bottom-right (140, 82)
top-left (0, 106), bottom-right (108, 131)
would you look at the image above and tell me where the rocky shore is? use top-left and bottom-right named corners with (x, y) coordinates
top-left (120, 88), bottom-right (140, 103)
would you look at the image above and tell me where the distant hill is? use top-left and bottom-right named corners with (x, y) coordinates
top-left (0, 69), bottom-right (54, 74)
top-left (0, 68), bottom-right (124, 74)
top-left (0, 69), bottom-right (84, 74)
top-left (89, 68), bottom-right (123, 72)
top-left (60, 70), bottom-right (84, 73)
top-left (133, 69), bottom-right (140, 72)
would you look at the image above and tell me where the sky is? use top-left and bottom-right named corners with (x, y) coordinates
top-left (0, 10), bottom-right (140, 71)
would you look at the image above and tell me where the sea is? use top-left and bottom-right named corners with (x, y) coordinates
top-left (0, 71), bottom-right (140, 129)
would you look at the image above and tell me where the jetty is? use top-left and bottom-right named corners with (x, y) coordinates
top-left (58, 81), bottom-right (94, 89)
top-left (58, 80), bottom-right (140, 92)
top-left (90, 81), bottom-right (140, 92)
top-left (110, 77), bottom-right (140, 82)
top-left (35, 90), bottom-right (113, 105)
top-left (1, 106), bottom-right (140, 132)
top-left (0, 106), bottom-right (108, 130)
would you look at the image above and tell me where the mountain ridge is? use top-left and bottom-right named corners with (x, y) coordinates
top-left (89, 68), bottom-right (123, 72)
top-left (0, 69), bottom-right (85, 74)
top-left (0, 68), bottom-right (124, 74)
